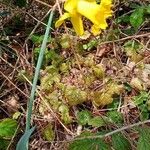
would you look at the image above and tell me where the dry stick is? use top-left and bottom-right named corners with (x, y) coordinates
top-left (71, 120), bottom-right (150, 141)
top-left (34, 0), bottom-right (53, 8)
top-left (0, 71), bottom-right (29, 98)
top-left (24, 8), bottom-right (52, 46)
top-left (26, 12), bottom-right (47, 27)
top-left (100, 32), bottom-right (150, 45)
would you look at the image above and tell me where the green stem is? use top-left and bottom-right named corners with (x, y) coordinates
top-left (26, 10), bottom-right (54, 131)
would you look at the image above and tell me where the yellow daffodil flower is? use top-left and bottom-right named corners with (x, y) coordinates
top-left (55, 0), bottom-right (113, 36)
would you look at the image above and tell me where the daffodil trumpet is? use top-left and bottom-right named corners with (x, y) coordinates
top-left (55, 0), bottom-right (113, 36)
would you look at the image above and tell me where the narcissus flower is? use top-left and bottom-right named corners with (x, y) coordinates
top-left (55, 0), bottom-right (113, 36)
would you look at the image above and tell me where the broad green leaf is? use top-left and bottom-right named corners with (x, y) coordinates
top-left (112, 133), bottom-right (131, 150)
top-left (42, 124), bottom-right (55, 141)
top-left (16, 126), bottom-right (35, 150)
top-left (140, 111), bottom-right (149, 121)
top-left (116, 15), bottom-right (130, 24)
top-left (107, 98), bottom-right (120, 109)
top-left (130, 8), bottom-right (144, 29)
top-left (88, 116), bottom-right (109, 127)
top-left (107, 111), bottom-right (123, 124)
top-left (77, 110), bottom-right (92, 125)
top-left (133, 91), bottom-right (149, 105)
top-left (137, 127), bottom-right (150, 150)
top-left (0, 118), bottom-right (17, 139)
top-left (69, 132), bottom-right (110, 150)
top-left (138, 104), bottom-right (149, 121)
top-left (0, 138), bottom-right (9, 150)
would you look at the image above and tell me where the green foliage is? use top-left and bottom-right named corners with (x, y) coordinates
top-left (112, 133), bottom-right (131, 150)
top-left (0, 139), bottom-right (9, 150)
top-left (77, 110), bottom-right (92, 125)
top-left (69, 132), bottom-right (110, 150)
top-left (42, 124), bottom-right (55, 141)
top-left (124, 83), bottom-right (132, 92)
top-left (133, 91), bottom-right (150, 120)
top-left (59, 104), bottom-right (72, 124)
top-left (133, 91), bottom-right (149, 105)
top-left (0, 118), bottom-right (17, 139)
top-left (92, 65), bottom-right (105, 79)
top-left (137, 127), bottom-right (150, 150)
top-left (31, 35), bottom-right (49, 45)
top-left (88, 116), bottom-right (109, 127)
top-left (59, 34), bottom-right (71, 49)
top-left (130, 8), bottom-right (144, 30)
top-left (64, 86), bottom-right (88, 106)
top-left (77, 109), bottom-right (123, 128)
top-left (106, 111), bottom-right (123, 124)
top-left (34, 48), bottom-right (63, 67)
top-left (83, 39), bottom-right (98, 51)
top-left (40, 66), bottom-right (60, 91)
top-left (92, 83), bottom-right (123, 106)
top-left (116, 4), bottom-right (150, 33)
top-left (123, 40), bottom-right (143, 62)
top-left (0, 118), bottom-right (18, 150)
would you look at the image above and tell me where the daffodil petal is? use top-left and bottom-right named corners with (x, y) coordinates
top-left (70, 13), bottom-right (84, 35)
top-left (64, 0), bottom-right (78, 15)
top-left (101, 0), bottom-right (112, 7)
top-left (77, 0), bottom-right (100, 25)
top-left (55, 13), bottom-right (70, 28)
top-left (91, 25), bottom-right (101, 35)
top-left (77, 0), bottom-right (112, 33)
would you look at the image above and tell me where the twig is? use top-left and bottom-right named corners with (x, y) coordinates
top-left (71, 120), bottom-right (150, 141)
top-left (100, 32), bottom-right (150, 45)
top-left (0, 71), bottom-right (29, 98)
top-left (24, 9), bottom-right (52, 45)
top-left (34, 0), bottom-right (53, 8)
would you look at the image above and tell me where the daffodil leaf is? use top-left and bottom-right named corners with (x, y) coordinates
top-left (16, 126), bottom-right (35, 150)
